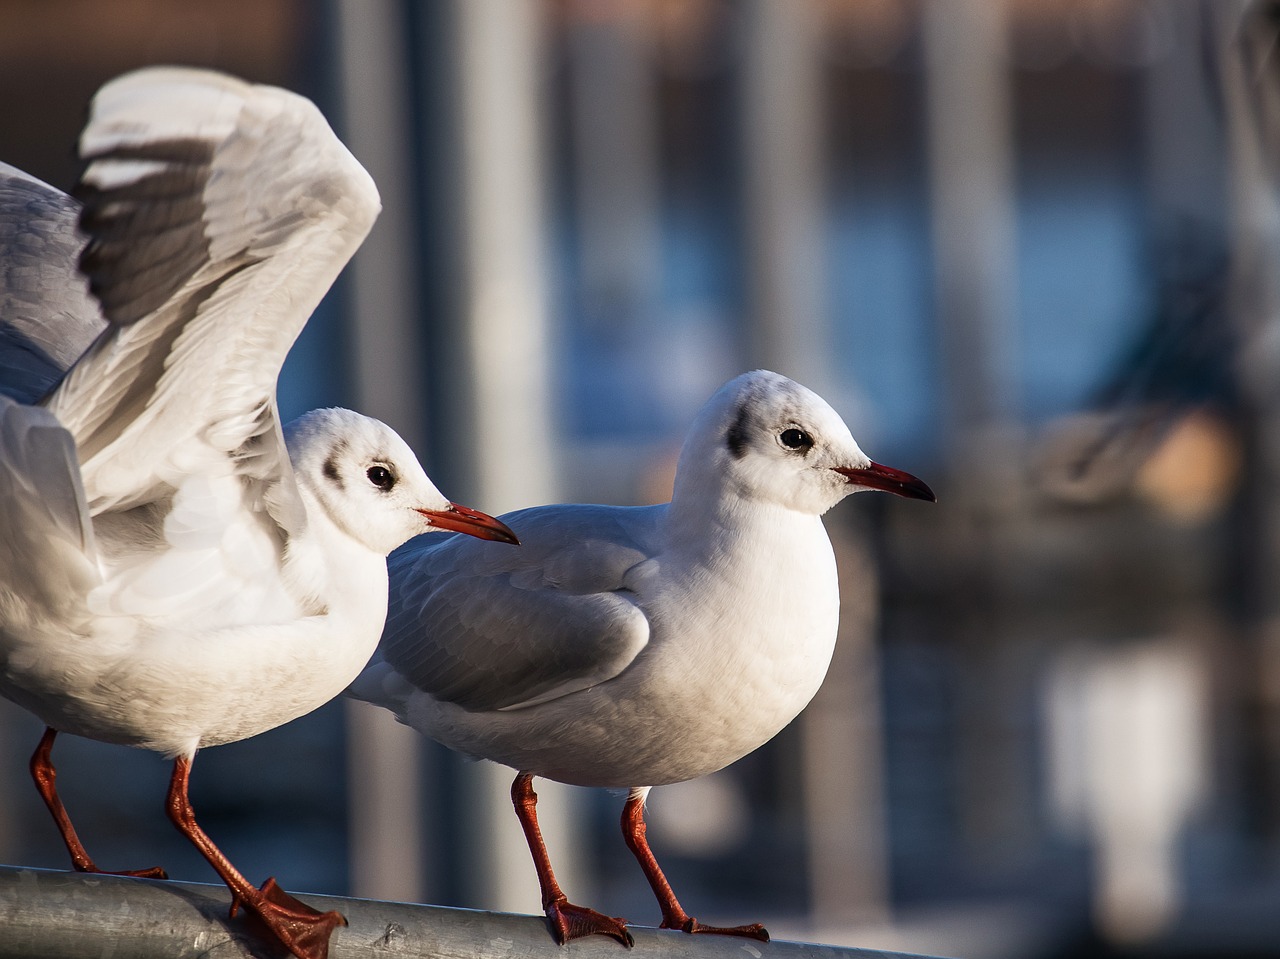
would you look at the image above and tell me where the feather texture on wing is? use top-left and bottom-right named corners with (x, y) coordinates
top-left (46, 68), bottom-right (381, 546)
top-left (0, 162), bottom-right (105, 403)
top-left (380, 505), bottom-right (657, 712)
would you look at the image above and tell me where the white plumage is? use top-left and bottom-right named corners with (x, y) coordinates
top-left (350, 369), bottom-right (935, 944)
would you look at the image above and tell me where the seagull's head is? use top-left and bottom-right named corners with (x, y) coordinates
top-left (675, 370), bottom-right (936, 516)
top-left (284, 408), bottom-right (517, 555)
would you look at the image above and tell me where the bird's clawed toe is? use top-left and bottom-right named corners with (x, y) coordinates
top-left (230, 876), bottom-right (347, 959)
top-left (666, 917), bottom-right (770, 941)
top-left (547, 898), bottom-right (634, 947)
top-left (77, 864), bottom-right (169, 880)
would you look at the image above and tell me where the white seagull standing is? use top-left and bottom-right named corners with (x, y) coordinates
top-left (0, 68), bottom-right (516, 959)
top-left (350, 369), bottom-right (935, 945)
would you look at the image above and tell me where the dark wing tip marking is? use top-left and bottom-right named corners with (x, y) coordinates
top-left (77, 137), bottom-right (218, 169)
top-left (73, 138), bottom-right (218, 327)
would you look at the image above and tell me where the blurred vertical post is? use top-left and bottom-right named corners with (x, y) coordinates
top-left (801, 522), bottom-right (891, 929)
top-left (448, 0), bottom-right (556, 512)
top-left (566, 0), bottom-right (660, 342)
top-left (1216, 0), bottom-right (1280, 846)
top-left (737, 0), bottom-right (829, 394)
top-left (1142, 0), bottom-right (1223, 228)
top-left (920, 0), bottom-right (1026, 866)
top-left (444, 0), bottom-right (582, 915)
top-left (332, 0), bottom-right (429, 904)
top-left (737, 0), bottom-right (891, 930)
top-left (922, 0), bottom-right (1018, 453)
top-left (1220, 3), bottom-right (1280, 583)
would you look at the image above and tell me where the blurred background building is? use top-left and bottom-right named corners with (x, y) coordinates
top-left (2, 1), bottom-right (1279, 956)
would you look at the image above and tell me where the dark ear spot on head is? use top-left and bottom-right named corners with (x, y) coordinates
top-left (322, 438), bottom-right (349, 490)
top-left (322, 454), bottom-right (343, 489)
top-left (726, 405), bottom-right (750, 459)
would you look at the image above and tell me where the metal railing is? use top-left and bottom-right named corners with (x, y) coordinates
top-left (0, 864), bottom-right (943, 959)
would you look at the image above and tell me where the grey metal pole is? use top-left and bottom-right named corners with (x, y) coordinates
top-left (331, 0), bottom-right (430, 906)
top-left (565, 0), bottom-right (661, 340)
top-left (449, 0), bottom-right (557, 516)
top-left (333, 0), bottom-right (427, 447)
top-left (736, 0), bottom-right (830, 394)
top-left (0, 864), bottom-right (946, 959)
top-left (919, 0), bottom-right (1028, 892)
top-left (921, 0), bottom-right (1018, 453)
top-left (801, 525), bottom-right (891, 928)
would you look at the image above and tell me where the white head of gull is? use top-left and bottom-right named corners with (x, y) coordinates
top-left (349, 368), bottom-right (934, 945)
top-left (0, 67), bottom-right (515, 959)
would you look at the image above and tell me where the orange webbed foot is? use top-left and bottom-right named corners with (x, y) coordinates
top-left (229, 876), bottom-right (347, 959)
top-left (546, 897), bottom-right (634, 947)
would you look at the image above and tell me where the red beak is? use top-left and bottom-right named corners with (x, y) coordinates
top-left (833, 462), bottom-right (936, 502)
top-left (417, 502), bottom-right (520, 544)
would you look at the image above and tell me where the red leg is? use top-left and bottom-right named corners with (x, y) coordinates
top-left (621, 790), bottom-right (769, 941)
top-left (511, 772), bottom-right (633, 946)
top-left (29, 727), bottom-right (167, 879)
top-left (164, 756), bottom-right (346, 959)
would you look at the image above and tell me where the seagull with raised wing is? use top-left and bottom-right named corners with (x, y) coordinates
top-left (350, 369), bottom-right (935, 945)
top-left (0, 67), bottom-right (516, 959)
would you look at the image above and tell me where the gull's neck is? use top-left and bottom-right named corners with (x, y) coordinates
top-left (664, 471), bottom-right (825, 564)
top-left (284, 486), bottom-right (389, 621)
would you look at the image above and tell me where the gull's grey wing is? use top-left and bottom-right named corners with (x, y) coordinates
top-left (0, 163), bottom-right (106, 403)
top-left (380, 504), bottom-right (658, 713)
top-left (44, 67), bottom-right (380, 540)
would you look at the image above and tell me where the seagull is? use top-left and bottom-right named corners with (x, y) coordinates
top-left (349, 369), bottom-right (935, 946)
top-left (0, 67), bottom-right (516, 959)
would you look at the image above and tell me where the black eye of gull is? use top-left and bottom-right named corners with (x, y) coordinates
top-left (779, 428), bottom-right (812, 452)
top-left (367, 465), bottom-right (396, 491)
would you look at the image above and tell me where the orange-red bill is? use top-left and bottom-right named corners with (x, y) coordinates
top-left (833, 462), bottom-right (936, 502)
top-left (418, 502), bottom-right (520, 544)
